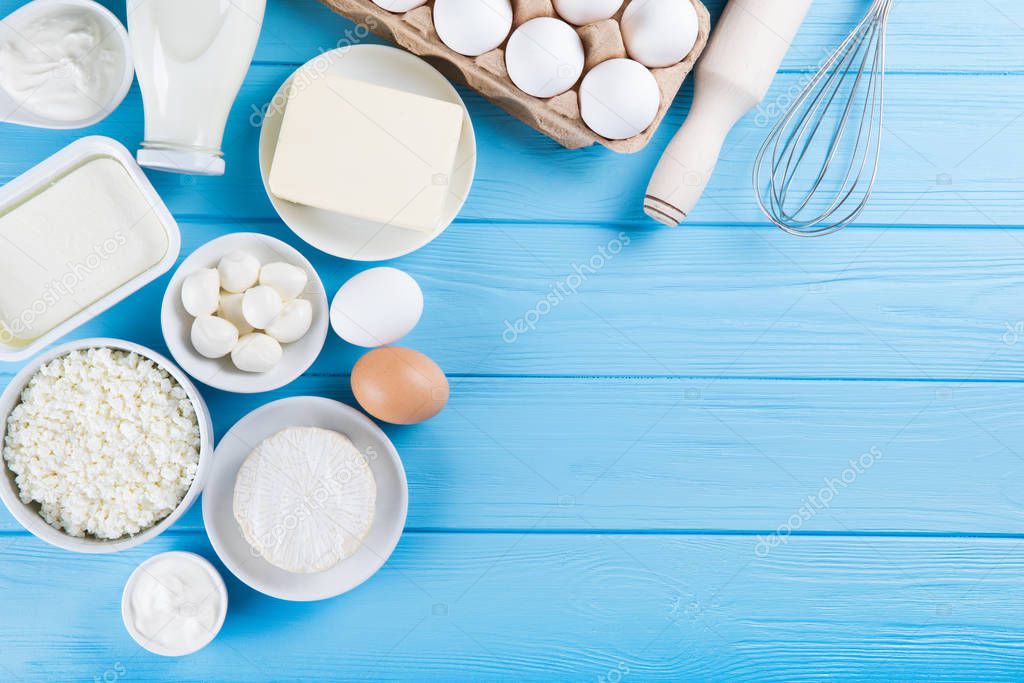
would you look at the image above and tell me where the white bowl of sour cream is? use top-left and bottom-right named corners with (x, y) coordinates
top-left (0, 0), bottom-right (135, 129)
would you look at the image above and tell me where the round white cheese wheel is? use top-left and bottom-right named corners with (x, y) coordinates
top-left (233, 427), bottom-right (378, 573)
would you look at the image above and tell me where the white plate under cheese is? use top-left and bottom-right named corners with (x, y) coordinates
top-left (268, 73), bottom-right (464, 234)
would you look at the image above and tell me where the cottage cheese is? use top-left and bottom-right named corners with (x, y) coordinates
top-left (3, 348), bottom-right (201, 539)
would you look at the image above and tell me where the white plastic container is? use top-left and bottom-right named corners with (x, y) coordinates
top-left (128, 0), bottom-right (267, 176)
top-left (0, 0), bottom-right (134, 129)
top-left (0, 137), bottom-right (181, 362)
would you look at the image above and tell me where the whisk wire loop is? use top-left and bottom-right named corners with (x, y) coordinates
top-left (754, 0), bottom-right (894, 237)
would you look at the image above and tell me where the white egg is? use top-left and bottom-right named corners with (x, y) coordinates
top-left (371, 0), bottom-right (427, 11)
top-left (433, 0), bottom-right (513, 57)
top-left (218, 292), bottom-right (254, 336)
top-left (331, 267), bottom-right (423, 348)
top-left (259, 262), bottom-right (308, 301)
top-left (191, 315), bottom-right (239, 359)
top-left (505, 18), bottom-right (585, 99)
top-left (232, 333), bottom-right (283, 373)
top-left (579, 58), bottom-right (661, 140)
top-left (242, 285), bottom-right (284, 329)
top-left (217, 251), bottom-right (261, 293)
top-left (181, 268), bottom-right (220, 317)
top-left (265, 299), bottom-right (313, 344)
top-left (621, 0), bottom-right (699, 68)
top-left (553, 0), bottom-right (623, 25)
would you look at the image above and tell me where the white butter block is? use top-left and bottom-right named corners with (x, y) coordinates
top-left (269, 74), bottom-right (464, 234)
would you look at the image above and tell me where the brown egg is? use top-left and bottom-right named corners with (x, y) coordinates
top-left (351, 347), bottom-right (449, 425)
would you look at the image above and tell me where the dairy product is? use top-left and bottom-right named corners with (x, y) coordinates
top-left (3, 348), bottom-right (201, 539)
top-left (128, 0), bottom-right (266, 175)
top-left (268, 74), bottom-right (464, 233)
top-left (123, 552), bottom-right (226, 657)
top-left (0, 157), bottom-right (170, 345)
top-left (233, 427), bottom-right (377, 573)
top-left (0, 8), bottom-right (126, 122)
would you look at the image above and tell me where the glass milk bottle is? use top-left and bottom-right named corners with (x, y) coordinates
top-left (128, 0), bottom-right (266, 176)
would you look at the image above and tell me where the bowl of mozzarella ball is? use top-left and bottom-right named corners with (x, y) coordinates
top-left (160, 233), bottom-right (329, 394)
top-left (0, 338), bottom-right (214, 552)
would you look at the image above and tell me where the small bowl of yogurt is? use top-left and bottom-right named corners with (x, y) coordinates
top-left (122, 551), bottom-right (229, 657)
top-left (0, 0), bottom-right (134, 129)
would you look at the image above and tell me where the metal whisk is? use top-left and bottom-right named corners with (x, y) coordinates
top-left (753, 0), bottom-right (894, 237)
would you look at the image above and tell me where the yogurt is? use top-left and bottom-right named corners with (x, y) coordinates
top-left (122, 552), bottom-right (228, 657)
top-left (0, 9), bottom-right (125, 122)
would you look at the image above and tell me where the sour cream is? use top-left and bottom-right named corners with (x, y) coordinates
top-left (122, 552), bottom-right (228, 657)
top-left (0, 9), bottom-right (125, 122)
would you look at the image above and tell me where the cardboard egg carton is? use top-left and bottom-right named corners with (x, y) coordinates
top-left (318, 0), bottom-right (710, 153)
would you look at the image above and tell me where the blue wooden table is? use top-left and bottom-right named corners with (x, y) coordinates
top-left (3, 0), bottom-right (1024, 680)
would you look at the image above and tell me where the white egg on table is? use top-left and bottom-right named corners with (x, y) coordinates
top-left (181, 268), bottom-right (221, 317)
top-left (266, 299), bottom-right (313, 344)
top-left (191, 315), bottom-right (239, 359)
top-left (579, 58), bottom-right (661, 140)
top-left (331, 267), bottom-right (423, 348)
top-left (621, 0), bottom-right (699, 68)
top-left (371, 0), bottom-right (427, 11)
top-left (433, 0), bottom-right (513, 57)
top-left (553, 0), bottom-right (623, 25)
top-left (242, 285), bottom-right (284, 330)
top-left (232, 333), bottom-right (283, 373)
top-left (505, 17), bottom-right (585, 99)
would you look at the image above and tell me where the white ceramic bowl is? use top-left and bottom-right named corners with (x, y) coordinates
top-left (0, 338), bottom-right (214, 553)
top-left (122, 551), bottom-right (228, 657)
top-left (203, 397), bottom-right (409, 601)
top-left (259, 44), bottom-right (477, 262)
top-left (0, 0), bottom-right (135, 129)
top-left (161, 233), bottom-right (329, 394)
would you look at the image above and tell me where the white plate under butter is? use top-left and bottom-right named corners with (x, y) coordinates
top-left (258, 44), bottom-right (477, 262)
top-left (203, 396), bottom-right (409, 601)
top-left (160, 233), bottom-right (329, 394)
top-left (0, 137), bottom-right (180, 362)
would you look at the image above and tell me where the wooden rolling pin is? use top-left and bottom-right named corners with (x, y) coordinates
top-left (644, 0), bottom-right (814, 226)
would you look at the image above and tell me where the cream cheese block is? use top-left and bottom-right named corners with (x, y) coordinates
top-left (0, 157), bottom-right (170, 344)
top-left (268, 73), bottom-right (464, 234)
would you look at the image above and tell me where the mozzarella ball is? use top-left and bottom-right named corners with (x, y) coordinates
top-left (217, 251), bottom-right (261, 293)
top-left (259, 262), bottom-right (308, 301)
top-left (621, 0), bottom-right (699, 68)
top-left (554, 0), bottom-right (623, 25)
top-left (232, 333), bottom-right (283, 373)
top-left (505, 18), bottom-right (585, 98)
top-left (265, 299), bottom-right (313, 344)
top-left (242, 285), bottom-right (284, 329)
top-left (433, 0), bottom-right (513, 57)
top-left (191, 315), bottom-right (239, 359)
top-left (371, 0), bottom-right (427, 11)
top-left (181, 268), bottom-right (220, 317)
top-left (580, 58), bottom-right (661, 139)
top-left (218, 292), bottom-right (254, 336)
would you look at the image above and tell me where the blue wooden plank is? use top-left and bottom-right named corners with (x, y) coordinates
top-left (7, 374), bottom-right (1024, 534)
top-left (2, 532), bottom-right (1024, 681)
top-left (1, 68), bottom-right (1020, 227)
top-left (2, 220), bottom-right (1022, 381)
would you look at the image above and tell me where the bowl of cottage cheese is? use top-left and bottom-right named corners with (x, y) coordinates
top-left (0, 338), bottom-right (213, 552)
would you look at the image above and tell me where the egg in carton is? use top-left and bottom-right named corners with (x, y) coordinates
top-left (318, 0), bottom-right (710, 153)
